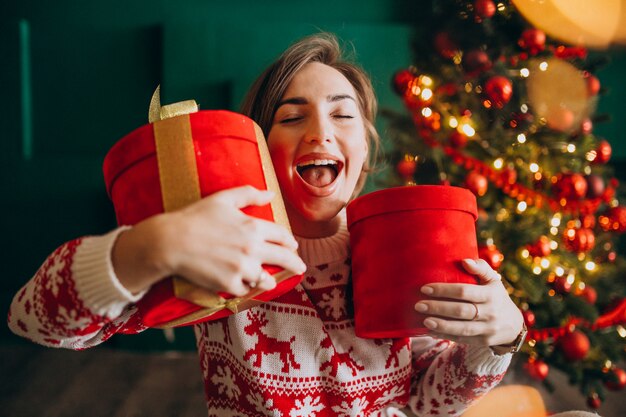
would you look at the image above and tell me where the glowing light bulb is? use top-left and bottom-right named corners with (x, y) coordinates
top-left (539, 61), bottom-right (548, 71)
top-left (617, 326), bottom-right (626, 338)
top-left (555, 266), bottom-right (565, 276)
top-left (421, 88), bottom-right (433, 101)
top-left (550, 227), bottom-right (559, 235)
top-left (529, 163), bottom-right (539, 173)
top-left (421, 107), bottom-right (433, 117)
top-left (449, 117), bottom-right (459, 128)
top-left (494, 158), bottom-right (504, 169)
top-left (567, 144), bottom-right (576, 153)
top-left (533, 266), bottom-right (542, 275)
top-left (550, 217), bottom-right (561, 227)
top-left (520, 68), bottom-right (530, 77)
top-left (420, 75), bottom-right (433, 86)
top-left (540, 258), bottom-right (550, 268)
top-left (585, 261), bottom-right (596, 271)
top-left (517, 133), bottom-right (527, 143)
top-left (461, 124), bottom-right (475, 137)
top-left (517, 201), bottom-right (528, 212)
top-left (521, 249), bottom-right (530, 259)
top-left (550, 240), bottom-right (558, 250)
top-left (520, 104), bottom-right (528, 113)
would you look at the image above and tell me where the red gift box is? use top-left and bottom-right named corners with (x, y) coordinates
top-left (103, 103), bottom-right (302, 328)
top-left (347, 185), bottom-right (478, 338)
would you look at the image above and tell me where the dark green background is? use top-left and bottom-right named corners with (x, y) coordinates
top-left (2, 1), bottom-right (625, 349)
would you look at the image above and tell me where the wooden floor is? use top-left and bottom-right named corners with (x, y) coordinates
top-left (0, 342), bottom-right (206, 417)
top-left (1, 341), bottom-right (624, 417)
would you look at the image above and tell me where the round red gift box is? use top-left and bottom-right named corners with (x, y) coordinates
top-left (103, 110), bottom-right (302, 328)
top-left (347, 185), bottom-right (479, 338)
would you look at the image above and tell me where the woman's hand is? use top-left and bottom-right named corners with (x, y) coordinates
top-left (112, 186), bottom-right (307, 296)
top-left (414, 258), bottom-right (524, 349)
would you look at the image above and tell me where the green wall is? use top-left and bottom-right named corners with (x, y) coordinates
top-left (2, 1), bottom-right (625, 349)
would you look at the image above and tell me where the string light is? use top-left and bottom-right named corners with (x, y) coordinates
top-left (461, 123), bottom-right (475, 137)
top-left (539, 61), bottom-right (549, 71)
top-left (517, 201), bottom-right (528, 212)
top-left (517, 133), bottom-right (527, 143)
top-left (521, 248), bottom-right (530, 259)
top-left (533, 266), bottom-right (542, 275)
top-left (520, 104), bottom-right (529, 113)
top-left (550, 215), bottom-right (561, 227)
top-left (586, 150), bottom-right (597, 161)
top-left (421, 107), bottom-right (433, 117)
top-left (585, 261), bottom-right (596, 271)
top-left (420, 75), bottom-right (433, 86)
top-left (540, 258), bottom-right (550, 268)
top-left (529, 163), bottom-right (539, 173)
top-left (494, 158), bottom-right (504, 169)
top-left (449, 117), bottom-right (459, 128)
top-left (617, 326), bottom-right (626, 338)
top-left (566, 144), bottom-right (576, 153)
top-left (550, 227), bottom-right (559, 235)
top-left (550, 240), bottom-right (558, 250)
top-left (421, 88), bottom-right (433, 101)
top-left (520, 68), bottom-right (530, 77)
top-left (555, 266), bottom-right (565, 276)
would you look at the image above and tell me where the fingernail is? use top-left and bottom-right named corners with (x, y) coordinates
top-left (415, 302), bottom-right (428, 313)
top-left (423, 318), bottom-right (438, 329)
top-left (263, 190), bottom-right (276, 199)
top-left (463, 259), bottom-right (477, 266)
top-left (421, 286), bottom-right (434, 295)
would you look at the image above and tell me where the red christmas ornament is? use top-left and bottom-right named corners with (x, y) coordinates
top-left (525, 358), bottom-right (549, 381)
top-left (449, 130), bottom-right (469, 147)
top-left (554, 173), bottom-right (587, 200)
top-left (558, 330), bottom-right (590, 361)
top-left (585, 175), bottom-right (605, 199)
top-left (465, 171), bottom-right (488, 196)
top-left (593, 140), bottom-right (612, 164)
top-left (393, 69), bottom-right (416, 96)
top-left (585, 74), bottom-right (601, 96)
top-left (605, 368), bottom-right (626, 391)
top-left (580, 213), bottom-right (596, 229)
top-left (478, 244), bottom-right (504, 270)
top-left (563, 227), bottom-right (595, 253)
top-left (528, 235), bottom-right (551, 257)
top-left (581, 117), bottom-right (593, 134)
top-left (587, 393), bottom-right (601, 409)
top-left (518, 28), bottom-right (546, 55)
top-left (599, 206), bottom-right (626, 233)
top-left (474, 0), bottom-right (496, 19)
top-left (553, 275), bottom-right (573, 294)
top-left (434, 32), bottom-right (459, 59)
top-left (414, 111), bottom-right (442, 132)
top-left (463, 50), bottom-right (492, 75)
top-left (396, 157), bottom-right (417, 180)
top-left (522, 309), bottom-right (536, 327)
top-left (484, 76), bottom-right (513, 108)
top-left (580, 286), bottom-right (597, 304)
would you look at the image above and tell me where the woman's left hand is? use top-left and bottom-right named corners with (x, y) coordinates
top-left (414, 258), bottom-right (524, 348)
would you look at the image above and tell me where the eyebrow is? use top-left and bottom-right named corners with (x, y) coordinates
top-left (275, 94), bottom-right (356, 110)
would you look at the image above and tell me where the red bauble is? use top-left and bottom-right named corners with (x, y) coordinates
top-left (553, 275), bottom-right (573, 294)
top-left (478, 244), bottom-right (504, 270)
top-left (580, 213), bottom-right (596, 229)
top-left (465, 171), bottom-right (488, 196)
top-left (586, 74), bottom-right (601, 96)
top-left (518, 28), bottom-right (546, 55)
top-left (463, 50), bottom-right (492, 75)
top-left (563, 227), bottom-right (595, 253)
top-left (474, 0), bottom-right (496, 18)
top-left (558, 330), bottom-right (590, 361)
top-left (554, 173), bottom-right (587, 200)
top-left (393, 69), bottom-right (416, 96)
top-left (528, 235), bottom-right (551, 257)
top-left (396, 158), bottom-right (417, 180)
top-left (522, 309), bottom-right (536, 327)
top-left (594, 140), bottom-right (612, 164)
top-left (484, 76), bottom-right (513, 108)
top-left (415, 111), bottom-right (442, 132)
top-left (585, 174), bottom-right (605, 199)
top-left (581, 286), bottom-right (597, 304)
top-left (587, 394), bottom-right (601, 409)
top-left (605, 368), bottom-right (626, 391)
top-left (525, 358), bottom-right (549, 381)
top-left (449, 130), bottom-right (469, 147)
top-left (599, 206), bottom-right (626, 233)
top-left (434, 32), bottom-right (459, 59)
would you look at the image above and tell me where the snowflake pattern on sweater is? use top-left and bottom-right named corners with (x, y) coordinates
top-left (8, 216), bottom-right (511, 417)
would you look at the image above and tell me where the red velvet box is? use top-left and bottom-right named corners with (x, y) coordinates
top-left (103, 109), bottom-right (303, 328)
top-left (347, 185), bottom-right (479, 338)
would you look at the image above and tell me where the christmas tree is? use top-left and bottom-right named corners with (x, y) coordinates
top-left (383, 0), bottom-right (626, 409)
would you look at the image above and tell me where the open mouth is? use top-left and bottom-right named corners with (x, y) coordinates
top-left (296, 159), bottom-right (343, 188)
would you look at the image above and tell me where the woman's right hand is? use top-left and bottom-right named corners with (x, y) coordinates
top-left (112, 186), bottom-right (307, 296)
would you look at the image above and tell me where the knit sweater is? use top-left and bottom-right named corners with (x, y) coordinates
top-left (8, 211), bottom-right (510, 417)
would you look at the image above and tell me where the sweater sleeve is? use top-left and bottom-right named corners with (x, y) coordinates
top-left (7, 227), bottom-right (148, 349)
top-left (408, 337), bottom-right (511, 416)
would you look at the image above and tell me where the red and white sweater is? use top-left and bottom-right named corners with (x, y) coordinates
top-left (8, 212), bottom-right (510, 417)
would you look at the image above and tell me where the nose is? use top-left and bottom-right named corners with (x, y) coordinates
top-left (303, 113), bottom-right (333, 144)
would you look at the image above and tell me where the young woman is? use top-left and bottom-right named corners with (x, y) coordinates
top-left (9, 33), bottom-right (526, 416)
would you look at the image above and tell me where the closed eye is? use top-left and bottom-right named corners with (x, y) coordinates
top-left (334, 115), bottom-right (354, 119)
top-left (279, 116), bottom-right (303, 124)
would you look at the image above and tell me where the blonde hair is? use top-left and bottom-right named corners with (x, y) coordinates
top-left (240, 32), bottom-right (380, 196)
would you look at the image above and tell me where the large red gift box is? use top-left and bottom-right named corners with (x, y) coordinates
top-left (103, 101), bottom-right (302, 328)
top-left (347, 185), bottom-right (478, 338)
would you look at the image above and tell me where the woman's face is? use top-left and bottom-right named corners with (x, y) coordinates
top-left (267, 62), bottom-right (368, 236)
